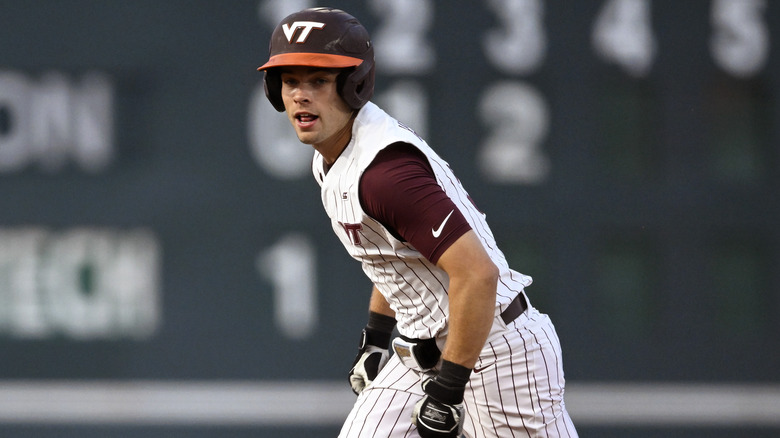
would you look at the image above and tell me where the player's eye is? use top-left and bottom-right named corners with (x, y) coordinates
top-left (281, 77), bottom-right (298, 87)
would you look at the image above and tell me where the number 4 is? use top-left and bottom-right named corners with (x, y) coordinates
top-left (710, 0), bottom-right (769, 78)
top-left (592, 0), bottom-right (657, 77)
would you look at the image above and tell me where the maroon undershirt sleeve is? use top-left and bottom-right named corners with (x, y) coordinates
top-left (358, 142), bottom-right (471, 264)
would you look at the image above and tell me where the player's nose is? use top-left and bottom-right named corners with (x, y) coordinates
top-left (291, 85), bottom-right (312, 104)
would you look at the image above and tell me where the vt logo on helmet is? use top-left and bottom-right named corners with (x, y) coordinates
top-left (282, 21), bottom-right (325, 43)
top-left (258, 7), bottom-right (376, 112)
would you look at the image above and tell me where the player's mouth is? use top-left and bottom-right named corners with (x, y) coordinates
top-left (295, 112), bottom-right (319, 128)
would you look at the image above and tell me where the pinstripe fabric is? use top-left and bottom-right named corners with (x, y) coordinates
top-left (319, 102), bottom-right (576, 437)
top-left (313, 102), bottom-right (532, 341)
top-left (340, 356), bottom-right (423, 438)
top-left (339, 308), bottom-right (577, 438)
top-left (462, 308), bottom-right (577, 438)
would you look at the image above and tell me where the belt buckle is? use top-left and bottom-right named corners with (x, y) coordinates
top-left (392, 337), bottom-right (432, 372)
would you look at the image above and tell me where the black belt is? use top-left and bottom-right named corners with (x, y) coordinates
top-left (396, 294), bottom-right (528, 370)
top-left (500, 294), bottom-right (528, 325)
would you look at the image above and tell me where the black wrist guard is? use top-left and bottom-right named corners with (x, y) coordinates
top-left (363, 311), bottom-right (396, 349)
top-left (423, 360), bottom-right (471, 405)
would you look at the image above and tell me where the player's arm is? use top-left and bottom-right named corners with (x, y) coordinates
top-left (359, 144), bottom-right (495, 367)
top-left (368, 285), bottom-right (395, 319)
top-left (435, 231), bottom-right (498, 369)
top-left (359, 143), bottom-right (494, 436)
top-left (411, 232), bottom-right (498, 437)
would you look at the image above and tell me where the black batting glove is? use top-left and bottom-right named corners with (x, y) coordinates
top-left (412, 360), bottom-right (471, 437)
top-left (348, 312), bottom-right (395, 395)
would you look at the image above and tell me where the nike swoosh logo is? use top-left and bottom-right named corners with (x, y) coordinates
top-left (432, 209), bottom-right (455, 238)
top-left (473, 363), bottom-right (493, 373)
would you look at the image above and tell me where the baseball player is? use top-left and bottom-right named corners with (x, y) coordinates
top-left (257, 7), bottom-right (578, 438)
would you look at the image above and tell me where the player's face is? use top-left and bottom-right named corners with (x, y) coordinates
top-left (280, 66), bottom-right (355, 156)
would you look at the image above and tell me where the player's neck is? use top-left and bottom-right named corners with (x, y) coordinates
top-left (315, 113), bottom-right (357, 166)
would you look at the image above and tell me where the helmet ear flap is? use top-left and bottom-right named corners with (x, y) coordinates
top-left (263, 69), bottom-right (286, 112)
top-left (338, 60), bottom-right (375, 109)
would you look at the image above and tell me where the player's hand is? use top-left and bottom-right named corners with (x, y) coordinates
top-left (348, 328), bottom-right (390, 395)
top-left (412, 376), bottom-right (465, 437)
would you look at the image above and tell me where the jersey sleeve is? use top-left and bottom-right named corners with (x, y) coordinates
top-left (358, 142), bottom-right (471, 264)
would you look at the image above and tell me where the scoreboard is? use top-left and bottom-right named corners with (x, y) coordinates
top-left (0, 0), bottom-right (778, 435)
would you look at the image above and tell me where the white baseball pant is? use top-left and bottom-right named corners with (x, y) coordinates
top-left (338, 306), bottom-right (578, 437)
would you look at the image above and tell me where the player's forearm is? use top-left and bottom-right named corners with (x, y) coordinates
top-left (434, 231), bottom-right (500, 369)
top-left (368, 286), bottom-right (395, 318)
top-left (440, 273), bottom-right (497, 369)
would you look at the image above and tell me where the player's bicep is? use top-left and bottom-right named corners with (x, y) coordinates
top-left (359, 144), bottom-right (471, 264)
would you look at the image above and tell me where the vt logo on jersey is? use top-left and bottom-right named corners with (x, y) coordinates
top-left (340, 222), bottom-right (363, 245)
top-left (282, 21), bottom-right (325, 43)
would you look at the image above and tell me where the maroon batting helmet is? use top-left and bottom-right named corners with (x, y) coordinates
top-left (258, 7), bottom-right (375, 112)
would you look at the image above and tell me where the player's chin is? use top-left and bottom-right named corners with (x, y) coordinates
top-left (294, 131), bottom-right (317, 145)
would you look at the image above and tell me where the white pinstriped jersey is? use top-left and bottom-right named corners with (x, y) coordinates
top-left (313, 102), bottom-right (532, 340)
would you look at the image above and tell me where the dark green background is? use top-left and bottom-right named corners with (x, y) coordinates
top-left (0, 1), bottom-right (777, 436)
